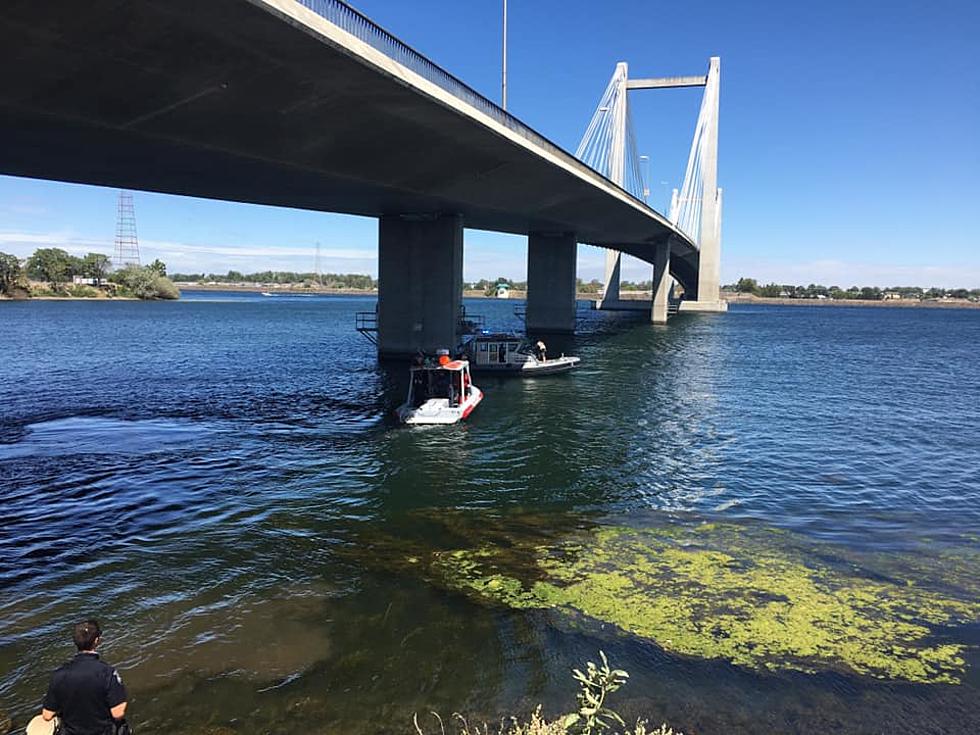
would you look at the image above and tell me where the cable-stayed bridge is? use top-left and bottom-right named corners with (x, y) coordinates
top-left (0, 0), bottom-right (725, 357)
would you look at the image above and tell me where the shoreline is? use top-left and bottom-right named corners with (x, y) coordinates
top-left (722, 293), bottom-right (980, 310)
top-left (8, 296), bottom-right (137, 301)
top-left (8, 285), bottom-right (979, 310)
top-left (0, 294), bottom-right (137, 301)
top-left (177, 283), bottom-right (374, 295)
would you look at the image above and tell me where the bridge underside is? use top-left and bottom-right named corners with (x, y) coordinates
top-left (0, 0), bottom-right (693, 249)
top-left (616, 241), bottom-right (700, 300)
top-left (0, 0), bottom-right (709, 353)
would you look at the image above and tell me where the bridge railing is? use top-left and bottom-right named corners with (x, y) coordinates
top-left (294, 0), bottom-right (651, 211)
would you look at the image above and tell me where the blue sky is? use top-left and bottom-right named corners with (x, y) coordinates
top-left (1, 0), bottom-right (977, 286)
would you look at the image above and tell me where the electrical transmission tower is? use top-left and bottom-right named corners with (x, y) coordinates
top-left (315, 241), bottom-right (322, 287)
top-left (113, 190), bottom-right (141, 269)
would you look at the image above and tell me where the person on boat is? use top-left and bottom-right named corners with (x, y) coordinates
top-left (432, 370), bottom-right (452, 403)
top-left (536, 340), bottom-right (547, 362)
top-left (411, 367), bottom-right (429, 407)
top-left (40, 620), bottom-right (129, 735)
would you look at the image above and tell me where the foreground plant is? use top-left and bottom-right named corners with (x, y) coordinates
top-left (413, 652), bottom-right (680, 735)
top-left (564, 651), bottom-right (628, 734)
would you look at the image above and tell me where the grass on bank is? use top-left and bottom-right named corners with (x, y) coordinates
top-left (414, 652), bottom-right (681, 735)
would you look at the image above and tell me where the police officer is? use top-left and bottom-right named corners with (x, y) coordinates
top-left (40, 620), bottom-right (128, 735)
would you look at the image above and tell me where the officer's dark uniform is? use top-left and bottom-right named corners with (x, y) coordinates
top-left (43, 652), bottom-right (127, 735)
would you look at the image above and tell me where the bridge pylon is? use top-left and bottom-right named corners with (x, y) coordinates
top-left (578, 56), bottom-right (726, 315)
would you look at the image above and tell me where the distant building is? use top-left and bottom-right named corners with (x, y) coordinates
top-left (882, 291), bottom-right (901, 300)
top-left (72, 276), bottom-right (102, 286)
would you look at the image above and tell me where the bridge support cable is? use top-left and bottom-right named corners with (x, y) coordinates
top-left (575, 63), bottom-right (648, 306)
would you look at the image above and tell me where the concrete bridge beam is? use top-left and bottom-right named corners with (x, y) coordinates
top-left (377, 214), bottom-right (463, 359)
top-left (526, 231), bottom-right (577, 334)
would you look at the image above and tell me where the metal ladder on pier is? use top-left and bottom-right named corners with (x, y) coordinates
top-left (354, 304), bottom-right (485, 346)
top-left (355, 310), bottom-right (378, 345)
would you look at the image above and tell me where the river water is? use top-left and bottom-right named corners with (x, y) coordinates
top-left (1, 294), bottom-right (978, 734)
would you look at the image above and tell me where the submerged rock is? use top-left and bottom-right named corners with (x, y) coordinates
top-left (425, 521), bottom-right (979, 684)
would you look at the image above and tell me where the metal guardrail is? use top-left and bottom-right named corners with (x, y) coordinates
top-left (294, 0), bottom-right (650, 210)
top-left (355, 310), bottom-right (378, 345)
top-left (356, 305), bottom-right (484, 345)
top-left (459, 307), bottom-right (485, 335)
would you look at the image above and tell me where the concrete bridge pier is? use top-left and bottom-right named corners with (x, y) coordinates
top-left (525, 231), bottom-right (577, 334)
top-left (600, 250), bottom-right (622, 305)
top-left (651, 239), bottom-right (672, 324)
top-left (377, 214), bottom-right (463, 359)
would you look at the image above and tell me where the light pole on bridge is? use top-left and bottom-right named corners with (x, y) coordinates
top-left (501, 0), bottom-right (508, 110)
top-left (640, 155), bottom-right (650, 203)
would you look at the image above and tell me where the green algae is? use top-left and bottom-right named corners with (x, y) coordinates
top-left (428, 522), bottom-right (980, 684)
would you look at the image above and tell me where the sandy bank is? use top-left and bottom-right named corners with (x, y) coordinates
top-left (723, 293), bottom-right (980, 309)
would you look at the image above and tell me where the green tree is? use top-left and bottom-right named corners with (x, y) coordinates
top-left (760, 283), bottom-right (782, 297)
top-left (0, 252), bottom-right (23, 294)
top-left (81, 253), bottom-right (111, 281)
top-left (26, 248), bottom-right (74, 287)
top-left (110, 265), bottom-right (180, 300)
top-left (621, 280), bottom-right (652, 291)
top-left (735, 277), bottom-right (759, 294)
top-left (151, 276), bottom-right (180, 299)
top-left (575, 278), bottom-right (603, 294)
top-left (148, 259), bottom-right (168, 277)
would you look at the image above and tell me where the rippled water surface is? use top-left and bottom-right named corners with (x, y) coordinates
top-left (2, 294), bottom-right (979, 734)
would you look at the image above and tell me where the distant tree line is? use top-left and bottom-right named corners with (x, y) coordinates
top-left (725, 277), bottom-right (980, 302)
top-left (0, 248), bottom-right (178, 300)
top-left (466, 277), bottom-right (653, 296)
top-left (164, 271), bottom-right (657, 296)
top-left (171, 270), bottom-right (376, 289)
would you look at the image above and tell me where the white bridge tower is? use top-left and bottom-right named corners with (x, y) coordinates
top-left (577, 57), bottom-right (724, 310)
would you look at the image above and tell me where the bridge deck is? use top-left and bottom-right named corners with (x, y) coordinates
top-left (0, 0), bottom-right (698, 282)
